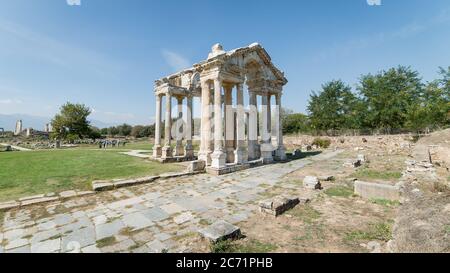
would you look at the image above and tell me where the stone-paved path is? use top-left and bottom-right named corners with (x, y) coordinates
top-left (0, 150), bottom-right (342, 253)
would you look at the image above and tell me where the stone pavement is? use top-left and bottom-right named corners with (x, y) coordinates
top-left (0, 150), bottom-right (342, 253)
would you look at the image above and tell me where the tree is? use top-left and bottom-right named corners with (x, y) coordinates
top-left (282, 113), bottom-right (310, 134)
top-left (307, 80), bottom-right (361, 131)
top-left (117, 123), bottom-right (132, 136)
top-left (131, 125), bottom-right (144, 138)
top-left (358, 66), bottom-right (423, 130)
top-left (51, 102), bottom-right (92, 140)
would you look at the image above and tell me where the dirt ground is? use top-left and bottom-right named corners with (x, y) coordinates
top-left (177, 131), bottom-right (449, 253)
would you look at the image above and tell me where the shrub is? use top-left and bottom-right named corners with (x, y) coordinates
top-left (312, 138), bottom-right (331, 148)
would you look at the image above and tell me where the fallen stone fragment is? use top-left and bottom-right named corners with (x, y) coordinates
top-left (318, 175), bottom-right (335, 182)
top-left (187, 160), bottom-right (206, 173)
top-left (354, 181), bottom-right (400, 201)
top-left (303, 176), bottom-right (322, 190)
top-left (259, 196), bottom-right (302, 216)
top-left (92, 181), bottom-right (114, 191)
top-left (357, 154), bottom-right (366, 163)
top-left (198, 220), bottom-right (241, 243)
top-left (343, 159), bottom-right (362, 168)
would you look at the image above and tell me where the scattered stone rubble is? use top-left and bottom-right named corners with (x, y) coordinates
top-left (198, 220), bottom-right (242, 243)
top-left (303, 176), bottom-right (322, 190)
top-left (259, 196), bottom-right (308, 217)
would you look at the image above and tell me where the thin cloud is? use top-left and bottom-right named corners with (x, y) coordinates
top-left (0, 99), bottom-right (23, 105)
top-left (161, 49), bottom-right (190, 72)
top-left (0, 20), bottom-right (122, 76)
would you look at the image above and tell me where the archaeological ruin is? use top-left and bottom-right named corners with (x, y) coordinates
top-left (152, 43), bottom-right (288, 174)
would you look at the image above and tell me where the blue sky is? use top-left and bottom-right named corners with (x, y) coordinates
top-left (0, 0), bottom-right (449, 127)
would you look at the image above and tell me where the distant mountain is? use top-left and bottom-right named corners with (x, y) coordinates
top-left (0, 114), bottom-right (115, 131)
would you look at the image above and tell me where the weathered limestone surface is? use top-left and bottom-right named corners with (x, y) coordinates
top-left (259, 196), bottom-right (305, 216)
top-left (152, 43), bottom-right (288, 174)
top-left (354, 181), bottom-right (400, 201)
top-left (198, 220), bottom-right (241, 243)
top-left (303, 176), bottom-right (322, 190)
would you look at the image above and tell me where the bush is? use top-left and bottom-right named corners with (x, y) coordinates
top-left (312, 138), bottom-right (331, 148)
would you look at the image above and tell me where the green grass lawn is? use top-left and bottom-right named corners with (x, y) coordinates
top-left (0, 149), bottom-right (184, 202)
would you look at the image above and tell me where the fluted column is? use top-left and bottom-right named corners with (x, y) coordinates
top-left (260, 93), bottom-right (273, 163)
top-left (174, 97), bottom-right (184, 156)
top-left (274, 92), bottom-right (286, 160)
top-left (162, 93), bottom-right (173, 159)
top-left (198, 81), bottom-right (212, 165)
top-left (248, 91), bottom-right (259, 160)
top-left (153, 94), bottom-right (162, 158)
top-left (235, 82), bottom-right (248, 164)
top-left (185, 95), bottom-right (194, 159)
top-left (211, 78), bottom-right (226, 169)
top-left (224, 84), bottom-right (235, 163)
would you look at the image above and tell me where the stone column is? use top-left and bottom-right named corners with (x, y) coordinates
top-left (211, 78), bottom-right (226, 169)
top-left (185, 95), bottom-right (194, 159)
top-left (260, 93), bottom-right (273, 163)
top-left (274, 92), bottom-right (286, 161)
top-left (174, 97), bottom-right (184, 156)
top-left (267, 94), bottom-right (272, 140)
top-left (235, 82), bottom-right (248, 164)
top-left (162, 93), bottom-right (173, 159)
top-left (248, 91), bottom-right (259, 160)
top-left (224, 84), bottom-right (235, 163)
top-left (198, 81), bottom-right (212, 165)
top-left (153, 94), bottom-right (162, 157)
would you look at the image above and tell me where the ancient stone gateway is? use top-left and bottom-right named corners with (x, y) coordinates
top-left (153, 43), bottom-right (288, 174)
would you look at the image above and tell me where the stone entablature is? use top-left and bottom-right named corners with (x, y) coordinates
top-left (152, 43), bottom-right (288, 173)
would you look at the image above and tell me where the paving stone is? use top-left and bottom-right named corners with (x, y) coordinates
top-left (141, 207), bottom-right (169, 222)
top-left (37, 220), bottom-right (57, 231)
top-left (5, 238), bottom-right (29, 250)
top-left (198, 220), bottom-right (241, 243)
top-left (131, 230), bottom-right (154, 244)
top-left (31, 238), bottom-right (61, 253)
top-left (154, 233), bottom-right (172, 242)
top-left (146, 239), bottom-right (167, 253)
top-left (122, 212), bottom-right (154, 230)
top-left (107, 197), bottom-right (144, 210)
top-left (54, 214), bottom-right (73, 226)
top-left (160, 203), bottom-right (185, 215)
top-left (31, 229), bottom-right (61, 244)
top-left (61, 226), bottom-right (96, 252)
top-left (4, 228), bottom-right (25, 240)
top-left (173, 212), bottom-right (194, 224)
top-left (59, 190), bottom-right (77, 199)
top-left (5, 245), bottom-right (30, 253)
top-left (82, 244), bottom-right (101, 253)
top-left (131, 245), bottom-right (150, 253)
top-left (102, 238), bottom-right (136, 253)
top-left (95, 219), bottom-right (125, 240)
top-left (93, 215), bottom-right (108, 226)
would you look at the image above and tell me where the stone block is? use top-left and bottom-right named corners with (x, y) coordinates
top-left (92, 181), bottom-right (114, 191)
top-left (198, 220), bottom-right (241, 243)
top-left (20, 197), bottom-right (59, 207)
top-left (318, 175), bottom-right (335, 182)
top-left (258, 196), bottom-right (302, 216)
top-left (357, 154), bottom-right (366, 163)
top-left (187, 160), bottom-right (206, 173)
top-left (0, 201), bottom-right (20, 211)
top-left (303, 176), bottom-right (322, 190)
top-left (343, 159), bottom-right (362, 168)
top-left (59, 190), bottom-right (77, 199)
top-left (354, 181), bottom-right (400, 201)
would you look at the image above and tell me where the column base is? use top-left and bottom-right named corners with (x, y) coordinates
top-left (174, 142), bottom-right (184, 157)
top-left (274, 146), bottom-right (287, 161)
top-left (153, 145), bottom-right (162, 158)
top-left (260, 143), bottom-right (274, 164)
top-left (161, 146), bottom-right (173, 159)
top-left (198, 151), bottom-right (213, 166)
top-left (184, 143), bottom-right (195, 160)
top-left (226, 147), bottom-right (235, 163)
top-left (210, 150), bottom-right (227, 169)
top-left (234, 147), bottom-right (248, 164)
top-left (248, 141), bottom-right (260, 161)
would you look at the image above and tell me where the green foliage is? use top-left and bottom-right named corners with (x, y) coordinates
top-left (210, 239), bottom-right (277, 253)
top-left (282, 112), bottom-right (310, 134)
top-left (308, 80), bottom-right (362, 130)
top-left (345, 222), bottom-right (393, 243)
top-left (357, 66), bottom-right (424, 130)
top-left (354, 168), bottom-right (402, 181)
top-left (324, 186), bottom-right (353, 198)
top-left (51, 102), bottom-right (92, 141)
top-left (311, 138), bottom-right (331, 148)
